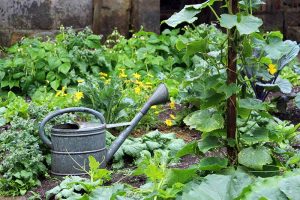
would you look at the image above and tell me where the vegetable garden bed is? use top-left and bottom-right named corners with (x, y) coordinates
top-left (1, 0), bottom-right (300, 199)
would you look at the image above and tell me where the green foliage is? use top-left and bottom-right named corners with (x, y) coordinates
top-left (238, 146), bottom-right (273, 170)
top-left (0, 117), bottom-right (46, 196)
top-left (0, 27), bottom-right (109, 94)
top-left (46, 156), bottom-right (112, 200)
top-left (0, 103), bottom-right (77, 196)
top-left (134, 150), bottom-right (196, 199)
top-left (180, 169), bottom-right (300, 200)
top-left (107, 130), bottom-right (185, 169)
top-left (184, 108), bottom-right (224, 133)
top-left (164, 0), bottom-right (221, 28)
top-left (198, 157), bottom-right (228, 171)
top-left (79, 75), bottom-right (130, 124)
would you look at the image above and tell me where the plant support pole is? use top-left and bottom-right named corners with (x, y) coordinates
top-left (227, 0), bottom-right (238, 164)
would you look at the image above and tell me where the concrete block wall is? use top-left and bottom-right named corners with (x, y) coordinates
top-left (0, 0), bottom-right (93, 46)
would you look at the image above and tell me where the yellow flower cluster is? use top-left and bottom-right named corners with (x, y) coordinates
top-left (165, 119), bottom-right (172, 126)
top-left (99, 72), bottom-right (108, 78)
top-left (119, 69), bottom-right (127, 78)
top-left (99, 72), bottom-right (111, 85)
top-left (268, 64), bottom-right (277, 75)
top-left (133, 73), bottom-right (141, 79)
top-left (169, 101), bottom-right (176, 109)
top-left (77, 79), bottom-right (84, 83)
top-left (165, 114), bottom-right (176, 126)
top-left (55, 86), bottom-right (67, 97)
top-left (74, 91), bottom-right (84, 102)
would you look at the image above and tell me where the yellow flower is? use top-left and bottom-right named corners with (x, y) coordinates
top-left (74, 91), bottom-right (84, 102)
top-left (104, 79), bottom-right (111, 85)
top-left (133, 73), bottom-right (141, 79)
top-left (170, 114), bottom-right (176, 120)
top-left (151, 105), bottom-right (157, 109)
top-left (77, 79), bottom-right (84, 83)
top-left (165, 119), bottom-right (173, 126)
top-left (55, 86), bottom-right (67, 97)
top-left (134, 87), bottom-right (141, 94)
top-left (99, 72), bottom-right (108, 78)
top-left (169, 101), bottom-right (176, 109)
top-left (155, 111), bottom-right (160, 114)
top-left (119, 72), bottom-right (127, 78)
top-left (268, 64), bottom-right (277, 75)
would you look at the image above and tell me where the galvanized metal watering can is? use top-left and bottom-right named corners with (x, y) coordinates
top-left (39, 84), bottom-right (169, 176)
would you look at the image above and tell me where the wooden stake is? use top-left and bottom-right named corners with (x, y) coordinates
top-left (227, 0), bottom-right (238, 164)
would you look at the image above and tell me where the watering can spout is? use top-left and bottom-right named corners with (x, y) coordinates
top-left (106, 83), bottom-right (169, 163)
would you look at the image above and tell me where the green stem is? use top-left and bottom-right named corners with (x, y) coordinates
top-left (208, 5), bottom-right (220, 21)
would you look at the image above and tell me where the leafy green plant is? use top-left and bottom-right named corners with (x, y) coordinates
top-left (107, 130), bottom-right (185, 169)
top-left (0, 103), bottom-right (77, 196)
top-left (46, 156), bottom-right (114, 200)
top-left (179, 168), bottom-right (300, 200)
top-left (0, 117), bottom-right (47, 196)
top-left (0, 27), bottom-right (109, 94)
top-left (133, 150), bottom-right (196, 200)
top-left (165, 0), bottom-right (300, 169)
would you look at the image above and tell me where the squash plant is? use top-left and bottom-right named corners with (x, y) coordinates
top-left (165, 0), bottom-right (300, 170)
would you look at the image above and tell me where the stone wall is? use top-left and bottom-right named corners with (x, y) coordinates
top-left (0, 0), bottom-right (93, 46)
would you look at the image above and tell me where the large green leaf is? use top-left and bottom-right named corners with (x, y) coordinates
top-left (176, 141), bottom-right (199, 157)
top-left (184, 108), bottom-right (224, 133)
top-left (257, 78), bottom-right (292, 94)
top-left (220, 14), bottom-right (263, 35)
top-left (48, 56), bottom-right (62, 70)
top-left (198, 136), bottom-right (222, 153)
top-left (181, 174), bottom-right (232, 200)
top-left (278, 41), bottom-right (300, 70)
top-left (164, 0), bottom-right (220, 27)
top-left (240, 176), bottom-right (288, 200)
top-left (279, 175), bottom-right (300, 200)
top-left (198, 157), bottom-right (228, 171)
top-left (58, 62), bottom-right (71, 74)
top-left (164, 168), bottom-right (197, 187)
top-left (186, 39), bottom-right (208, 55)
top-left (239, 98), bottom-right (266, 110)
top-left (238, 146), bottom-right (272, 170)
top-left (236, 15), bottom-right (263, 35)
top-left (240, 127), bottom-right (269, 145)
top-left (181, 171), bottom-right (252, 200)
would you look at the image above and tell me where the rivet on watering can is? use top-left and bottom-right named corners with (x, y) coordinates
top-left (39, 83), bottom-right (169, 176)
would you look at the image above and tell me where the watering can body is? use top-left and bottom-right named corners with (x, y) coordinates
top-left (51, 122), bottom-right (106, 175)
top-left (39, 84), bottom-right (169, 176)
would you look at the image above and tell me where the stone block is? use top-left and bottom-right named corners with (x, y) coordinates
top-left (284, 11), bottom-right (300, 27)
top-left (286, 26), bottom-right (300, 42)
top-left (131, 0), bottom-right (160, 33)
top-left (93, 0), bottom-right (131, 37)
top-left (255, 12), bottom-right (284, 32)
top-left (0, 0), bottom-right (54, 30)
top-left (52, 0), bottom-right (93, 29)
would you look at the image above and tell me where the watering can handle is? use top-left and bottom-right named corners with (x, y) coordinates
top-left (39, 107), bottom-right (105, 148)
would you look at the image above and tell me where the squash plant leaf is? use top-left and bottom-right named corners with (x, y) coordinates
top-left (198, 136), bottom-right (222, 153)
top-left (257, 78), bottom-right (292, 94)
top-left (279, 175), bottom-right (300, 200)
top-left (220, 14), bottom-right (263, 35)
top-left (164, 0), bottom-right (220, 27)
top-left (181, 172), bottom-right (251, 200)
top-left (184, 108), bottom-right (224, 133)
top-left (239, 98), bottom-right (266, 110)
top-left (240, 127), bottom-right (269, 145)
top-left (198, 157), bottom-right (228, 171)
top-left (238, 146), bottom-right (272, 170)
